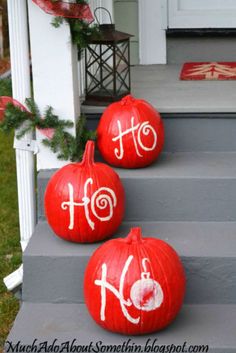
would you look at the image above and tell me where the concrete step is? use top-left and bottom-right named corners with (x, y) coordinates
top-left (167, 35), bottom-right (236, 64)
top-left (38, 152), bottom-right (236, 222)
top-left (85, 113), bottom-right (236, 153)
top-left (23, 221), bottom-right (236, 304)
top-left (6, 302), bottom-right (236, 353)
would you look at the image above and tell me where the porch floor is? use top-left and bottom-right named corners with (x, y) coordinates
top-left (81, 64), bottom-right (236, 114)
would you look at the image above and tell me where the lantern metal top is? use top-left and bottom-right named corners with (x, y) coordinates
top-left (90, 8), bottom-right (133, 44)
top-left (90, 24), bottom-right (133, 44)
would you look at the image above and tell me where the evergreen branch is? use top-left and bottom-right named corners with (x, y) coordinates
top-left (0, 104), bottom-right (30, 133)
top-left (51, 0), bottom-right (100, 56)
top-left (0, 98), bottom-right (97, 162)
top-left (51, 16), bottom-right (64, 28)
top-left (16, 124), bottom-right (33, 140)
top-left (25, 98), bottom-right (41, 118)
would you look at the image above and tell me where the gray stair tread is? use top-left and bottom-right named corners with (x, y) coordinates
top-left (25, 221), bottom-right (236, 258)
top-left (6, 303), bottom-right (236, 351)
top-left (81, 64), bottom-right (236, 114)
top-left (38, 152), bottom-right (236, 223)
top-left (39, 152), bottom-right (236, 179)
top-left (117, 152), bottom-right (236, 179)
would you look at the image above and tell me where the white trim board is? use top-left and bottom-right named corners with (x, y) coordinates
top-left (28, 0), bottom-right (80, 170)
top-left (168, 0), bottom-right (236, 28)
top-left (138, 0), bottom-right (167, 64)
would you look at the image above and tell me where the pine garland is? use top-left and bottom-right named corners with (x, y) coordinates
top-left (0, 98), bottom-right (96, 162)
top-left (51, 0), bottom-right (100, 57)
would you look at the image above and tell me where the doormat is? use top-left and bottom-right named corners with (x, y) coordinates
top-left (180, 62), bottom-right (236, 80)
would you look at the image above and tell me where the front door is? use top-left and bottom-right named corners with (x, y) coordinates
top-left (168, 0), bottom-right (236, 28)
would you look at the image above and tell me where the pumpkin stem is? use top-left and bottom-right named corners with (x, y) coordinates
top-left (126, 227), bottom-right (143, 244)
top-left (82, 140), bottom-right (95, 165)
top-left (121, 95), bottom-right (135, 106)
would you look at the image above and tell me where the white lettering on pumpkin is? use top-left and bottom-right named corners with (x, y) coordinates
top-left (61, 178), bottom-right (117, 231)
top-left (112, 117), bottom-right (157, 160)
top-left (94, 255), bottom-right (164, 324)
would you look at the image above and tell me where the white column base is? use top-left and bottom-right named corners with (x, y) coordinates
top-left (4, 265), bottom-right (23, 292)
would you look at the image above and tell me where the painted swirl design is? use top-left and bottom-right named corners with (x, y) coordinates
top-left (91, 187), bottom-right (117, 222)
top-left (138, 122), bottom-right (157, 152)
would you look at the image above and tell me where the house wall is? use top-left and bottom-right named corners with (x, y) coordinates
top-left (114, 0), bottom-right (139, 65)
top-left (114, 0), bottom-right (167, 65)
top-left (114, 0), bottom-right (236, 65)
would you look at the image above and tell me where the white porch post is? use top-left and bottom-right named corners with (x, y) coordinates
top-left (28, 0), bottom-right (80, 170)
top-left (4, 0), bottom-right (36, 291)
top-left (139, 0), bottom-right (167, 64)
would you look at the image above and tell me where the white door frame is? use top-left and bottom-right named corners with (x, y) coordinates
top-left (138, 0), bottom-right (167, 64)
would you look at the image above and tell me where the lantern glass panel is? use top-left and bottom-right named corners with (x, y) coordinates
top-left (115, 40), bottom-right (130, 96)
top-left (86, 44), bottom-right (115, 99)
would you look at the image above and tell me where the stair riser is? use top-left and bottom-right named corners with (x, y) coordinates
top-left (86, 115), bottom-right (236, 153)
top-left (167, 36), bottom-right (236, 64)
top-left (23, 255), bottom-right (236, 305)
top-left (38, 175), bottom-right (236, 222)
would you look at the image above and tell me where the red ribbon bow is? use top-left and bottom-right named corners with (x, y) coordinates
top-left (32, 0), bottom-right (94, 23)
top-left (0, 97), bottom-right (26, 121)
top-left (0, 96), bottom-right (55, 139)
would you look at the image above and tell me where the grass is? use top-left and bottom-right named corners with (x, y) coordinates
top-left (0, 78), bottom-right (21, 351)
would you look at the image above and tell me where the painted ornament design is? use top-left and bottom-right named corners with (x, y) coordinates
top-left (61, 178), bottom-right (117, 231)
top-left (112, 117), bottom-right (157, 160)
top-left (95, 256), bottom-right (164, 324)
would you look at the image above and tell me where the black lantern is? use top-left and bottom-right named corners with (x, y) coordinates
top-left (83, 8), bottom-right (133, 106)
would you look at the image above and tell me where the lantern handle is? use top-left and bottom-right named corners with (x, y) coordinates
top-left (94, 7), bottom-right (113, 25)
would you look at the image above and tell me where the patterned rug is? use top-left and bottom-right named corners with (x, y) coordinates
top-left (180, 62), bottom-right (236, 80)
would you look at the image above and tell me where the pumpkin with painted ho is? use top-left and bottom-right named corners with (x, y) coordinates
top-left (97, 95), bottom-right (164, 168)
top-left (84, 227), bottom-right (186, 335)
top-left (44, 140), bottom-right (125, 243)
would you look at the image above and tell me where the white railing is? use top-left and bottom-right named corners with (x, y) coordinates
top-left (4, 0), bottom-right (36, 291)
